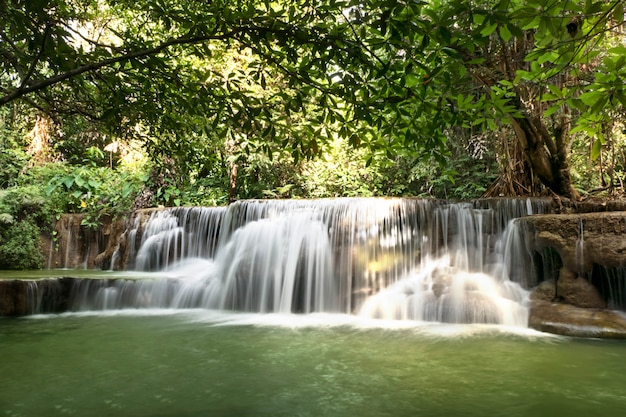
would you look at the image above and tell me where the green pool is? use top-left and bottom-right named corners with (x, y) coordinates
top-left (1, 311), bottom-right (625, 417)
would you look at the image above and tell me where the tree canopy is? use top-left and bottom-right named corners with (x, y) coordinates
top-left (1, 0), bottom-right (625, 199)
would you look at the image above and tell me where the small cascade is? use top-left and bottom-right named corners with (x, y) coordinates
top-left (576, 219), bottom-right (585, 273)
top-left (213, 214), bottom-right (336, 313)
top-left (53, 197), bottom-right (552, 326)
top-left (358, 256), bottom-right (529, 326)
top-left (128, 207), bottom-right (226, 271)
top-left (590, 265), bottom-right (626, 310)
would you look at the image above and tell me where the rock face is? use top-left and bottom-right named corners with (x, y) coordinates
top-left (522, 211), bottom-right (626, 337)
top-left (554, 268), bottom-right (606, 309)
top-left (0, 280), bottom-right (28, 315)
top-left (41, 213), bottom-right (126, 270)
top-left (524, 212), bottom-right (626, 273)
top-left (0, 278), bottom-right (75, 316)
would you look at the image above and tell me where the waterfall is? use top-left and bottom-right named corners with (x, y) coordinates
top-left (61, 198), bottom-right (551, 325)
top-left (129, 207), bottom-right (227, 270)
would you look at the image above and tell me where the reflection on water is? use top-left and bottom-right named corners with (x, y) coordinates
top-left (1, 312), bottom-right (625, 417)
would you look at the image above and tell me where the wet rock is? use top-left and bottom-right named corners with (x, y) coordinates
top-left (431, 282), bottom-right (446, 298)
top-left (430, 266), bottom-right (453, 298)
top-left (529, 300), bottom-right (626, 339)
top-left (0, 278), bottom-right (77, 316)
top-left (0, 280), bottom-right (28, 316)
top-left (523, 212), bottom-right (626, 273)
top-left (528, 221), bottom-right (626, 338)
top-left (42, 213), bottom-right (133, 270)
top-left (530, 280), bottom-right (556, 302)
top-left (556, 268), bottom-right (606, 309)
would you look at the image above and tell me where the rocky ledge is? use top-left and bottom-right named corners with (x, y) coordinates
top-left (529, 300), bottom-right (626, 339)
top-left (522, 211), bottom-right (626, 338)
top-left (0, 278), bottom-right (75, 316)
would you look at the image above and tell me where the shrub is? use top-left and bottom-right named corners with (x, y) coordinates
top-left (0, 219), bottom-right (45, 270)
top-left (0, 185), bottom-right (56, 270)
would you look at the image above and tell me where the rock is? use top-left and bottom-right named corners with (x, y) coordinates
top-left (529, 300), bottom-right (626, 339)
top-left (0, 280), bottom-right (27, 315)
top-left (0, 278), bottom-right (78, 316)
top-left (523, 212), bottom-right (626, 273)
top-left (530, 280), bottom-right (556, 302)
top-left (431, 282), bottom-right (445, 298)
top-left (42, 213), bottom-right (135, 270)
top-left (555, 268), bottom-right (606, 309)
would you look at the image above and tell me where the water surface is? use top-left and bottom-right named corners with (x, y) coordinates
top-left (1, 312), bottom-right (624, 417)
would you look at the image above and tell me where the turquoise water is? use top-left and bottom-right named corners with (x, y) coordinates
top-left (1, 311), bottom-right (625, 417)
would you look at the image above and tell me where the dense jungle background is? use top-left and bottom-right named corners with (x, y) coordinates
top-left (1, 0), bottom-right (625, 269)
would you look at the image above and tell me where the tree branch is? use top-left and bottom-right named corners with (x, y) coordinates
top-left (0, 29), bottom-right (248, 106)
top-left (18, 23), bottom-right (53, 94)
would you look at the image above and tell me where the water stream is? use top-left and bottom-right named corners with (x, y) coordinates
top-left (56, 198), bottom-right (550, 325)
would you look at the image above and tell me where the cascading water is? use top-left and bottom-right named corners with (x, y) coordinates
top-left (61, 198), bottom-right (550, 326)
top-left (130, 207), bottom-right (227, 271)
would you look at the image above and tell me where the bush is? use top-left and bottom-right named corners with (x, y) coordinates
top-left (44, 165), bottom-right (147, 227)
top-left (0, 219), bottom-right (45, 270)
top-left (0, 147), bottom-right (28, 188)
top-left (0, 186), bottom-right (55, 226)
top-left (0, 185), bottom-right (56, 270)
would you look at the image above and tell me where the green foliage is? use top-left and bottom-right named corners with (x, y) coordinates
top-left (176, 177), bottom-right (230, 207)
top-left (0, 185), bottom-right (56, 270)
top-left (0, 106), bottom-right (30, 188)
top-left (0, 146), bottom-right (28, 188)
top-left (0, 0), bottom-right (624, 200)
top-left (44, 165), bottom-right (148, 227)
top-left (0, 185), bottom-right (55, 227)
top-left (0, 219), bottom-right (45, 270)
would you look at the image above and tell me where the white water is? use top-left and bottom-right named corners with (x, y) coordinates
top-left (54, 198), bottom-right (550, 326)
top-left (358, 255), bottom-right (529, 326)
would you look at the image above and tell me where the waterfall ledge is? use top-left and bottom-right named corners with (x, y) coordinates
top-left (3, 198), bottom-right (626, 338)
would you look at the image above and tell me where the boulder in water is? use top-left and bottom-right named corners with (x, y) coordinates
top-left (529, 300), bottom-right (626, 339)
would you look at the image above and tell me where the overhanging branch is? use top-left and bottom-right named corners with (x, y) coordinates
top-left (0, 28), bottom-right (248, 106)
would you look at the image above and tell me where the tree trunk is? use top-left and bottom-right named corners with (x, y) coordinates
top-left (229, 161), bottom-right (238, 204)
top-left (509, 111), bottom-right (579, 199)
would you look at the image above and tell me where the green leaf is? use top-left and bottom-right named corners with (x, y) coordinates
top-left (544, 104), bottom-right (561, 117)
top-left (537, 51), bottom-right (559, 65)
top-left (441, 47), bottom-right (461, 59)
top-left (499, 25), bottom-right (512, 42)
top-left (61, 176), bottom-right (74, 188)
top-left (591, 138), bottom-right (602, 161)
top-left (548, 84), bottom-right (562, 97)
top-left (566, 98), bottom-right (586, 112)
top-left (74, 176), bottom-right (86, 187)
top-left (480, 22), bottom-right (498, 37)
top-left (614, 2), bottom-right (625, 24)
